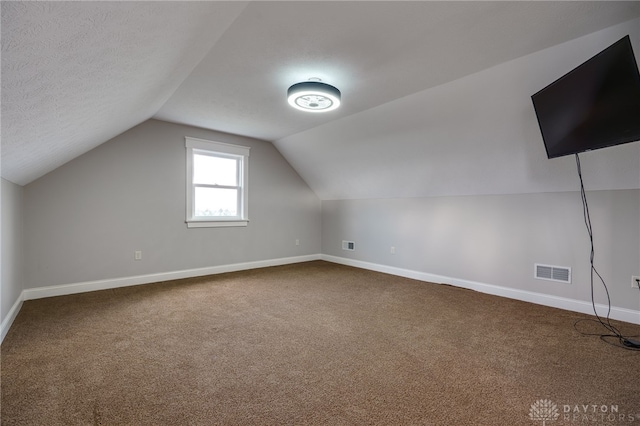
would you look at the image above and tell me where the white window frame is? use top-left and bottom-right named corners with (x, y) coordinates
top-left (186, 137), bottom-right (250, 228)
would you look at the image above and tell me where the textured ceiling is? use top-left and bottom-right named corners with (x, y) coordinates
top-left (2, 1), bottom-right (640, 193)
top-left (155, 1), bottom-right (640, 142)
top-left (1, 1), bottom-right (249, 185)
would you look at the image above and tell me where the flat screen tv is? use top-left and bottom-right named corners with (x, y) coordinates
top-left (531, 35), bottom-right (640, 159)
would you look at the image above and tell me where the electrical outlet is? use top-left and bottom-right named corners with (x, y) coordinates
top-left (295, 239), bottom-right (300, 246)
top-left (632, 276), bottom-right (640, 289)
top-left (390, 246), bottom-right (396, 255)
top-left (134, 251), bottom-right (142, 261)
top-left (342, 240), bottom-right (355, 251)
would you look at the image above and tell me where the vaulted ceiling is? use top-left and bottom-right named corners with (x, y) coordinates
top-left (3, 1), bottom-right (640, 198)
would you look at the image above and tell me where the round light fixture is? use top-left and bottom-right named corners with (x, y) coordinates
top-left (287, 80), bottom-right (341, 112)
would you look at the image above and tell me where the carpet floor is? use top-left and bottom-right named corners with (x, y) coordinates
top-left (1, 261), bottom-right (639, 425)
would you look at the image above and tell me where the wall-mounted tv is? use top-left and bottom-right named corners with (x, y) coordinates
top-left (531, 35), bottom-right (640, 159)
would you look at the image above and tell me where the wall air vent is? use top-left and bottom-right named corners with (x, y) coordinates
top-left (342, 240), bottom-right (355, 251)
top-left (535, 263), bottom-right (571, 283)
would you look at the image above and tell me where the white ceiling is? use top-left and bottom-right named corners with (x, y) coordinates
top-left (3, 1), bottom-right (640, 197)
top-left (1, 1), bottom-right (249, 186)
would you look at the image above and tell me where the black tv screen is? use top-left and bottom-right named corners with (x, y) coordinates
top-left (531, 35), bottom-right (640, 159)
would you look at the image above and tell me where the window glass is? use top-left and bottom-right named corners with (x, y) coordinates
top-left (193, 154), bottom-right (237, 186)
top-left (185, 137), bottom-right (250, 228)
top-left (194, 187), bottom-right (238, 217)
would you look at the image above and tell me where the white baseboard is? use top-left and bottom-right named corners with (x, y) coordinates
top-left (321, 255), bottom-right (640, 325)
top-left (22, 254), bottom-right (322, 301)
top-left (3, 252), bottom-right (637, 345)
top-left (1, 296), bottom-right (23, 344)
top-left (0, 254), bottom-right (320, 344)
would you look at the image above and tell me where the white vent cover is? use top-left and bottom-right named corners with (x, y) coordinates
top-left (535, 264), bottom-right (571, 283)
top-left (342, 240), bottom-right (355, 251)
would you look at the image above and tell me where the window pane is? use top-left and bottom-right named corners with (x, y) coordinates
top-left (194, 187), bottom-right (238, 217)
top-left (193, 154), bottom-right (237, 186)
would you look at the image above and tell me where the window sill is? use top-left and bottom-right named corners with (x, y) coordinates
top-left (187, 219), bottom-right (249, 228)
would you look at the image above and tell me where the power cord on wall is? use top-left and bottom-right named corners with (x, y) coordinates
top-left (572, 153), bottom-right (640, 351)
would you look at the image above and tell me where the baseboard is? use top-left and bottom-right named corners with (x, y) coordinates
top-left (321, 255), bottom-right (640, 325)
top-left (4, 252), bottom-right (637, 345)
top-left (21, 254), bottom-right (321, 301)
top-left (1, 295), bottom-right (24, 344)
top-left (1, 254), bottom-right (321, 344)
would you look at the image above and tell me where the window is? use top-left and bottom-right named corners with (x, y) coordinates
top-left (186, 137), bottom-right (250, 228)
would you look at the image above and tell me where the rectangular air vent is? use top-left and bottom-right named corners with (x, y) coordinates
top-left (535, 263), bottom-right (571, 283)
top-left (342, 240), bottom-right (355, 251)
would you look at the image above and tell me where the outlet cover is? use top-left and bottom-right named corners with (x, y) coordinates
top-left (342, 240), bottom-right (355, 251)
top-left (632, 276), bottom-right (640, 289)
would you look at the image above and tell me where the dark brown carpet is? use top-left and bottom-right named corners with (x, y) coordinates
top-left (2, 261), bottom-right (639, 425)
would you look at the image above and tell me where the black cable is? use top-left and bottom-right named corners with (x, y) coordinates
top-left (573, 153), bottom-right (640, 350)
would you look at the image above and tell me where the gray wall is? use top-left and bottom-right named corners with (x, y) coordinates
top-left (1, 178), bottom-right (24, 325)
top-left (23, 119), bottom-right (321, 289)
top-left (322, 190), bottom-right (640, 311)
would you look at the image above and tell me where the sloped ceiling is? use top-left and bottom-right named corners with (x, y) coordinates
top-left (1, 1), bottom-right (249, 185)
top-left (2, 1), bottom-right (640, 197)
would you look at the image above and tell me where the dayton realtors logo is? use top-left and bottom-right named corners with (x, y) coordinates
top-left (529, 399), bottom-right (560, 425)
top-left (529, 399), bottom-right (638, 424)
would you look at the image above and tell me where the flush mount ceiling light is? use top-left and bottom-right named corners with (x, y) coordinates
top-left (287, 79), bottom-right (341, 112)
